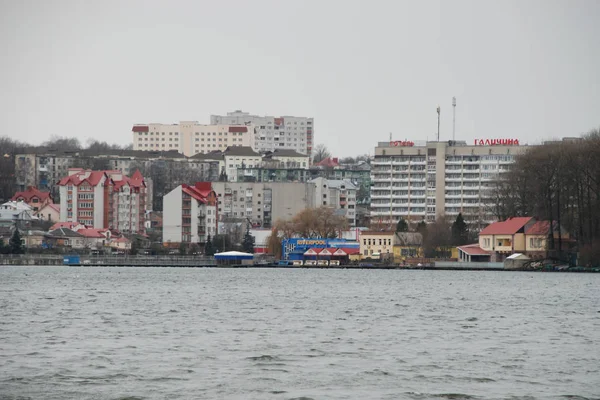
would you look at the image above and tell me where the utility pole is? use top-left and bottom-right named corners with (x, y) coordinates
top-left (437, 106), bottom-right (441, 141)
top-left (452, 97), bottom-right (456, 141)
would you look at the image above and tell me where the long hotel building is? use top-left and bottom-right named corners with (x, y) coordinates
top-left (211, 110), bottom-right (314, 158)
top-left (132, 122), bottom-right (255, 157)
top-left (370, 139), bottom-right (528, 226)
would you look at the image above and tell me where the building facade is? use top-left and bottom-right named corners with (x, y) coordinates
top-left (210, 110), bottom-right (313, 158)
top-left (209, 181), bottom-right (316, 228)
top-left (310, 177), bottom-right (358, 227)
top-left (132, 122), bottom-right (255, 156)
top-left (370, 139), bottom-right (529, 226)
top-left (57, 169), bottom-right (147, 234)
top-left (162, 183), bottom-right (218, 245)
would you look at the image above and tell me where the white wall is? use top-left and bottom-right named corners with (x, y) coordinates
top-left (163, 186), bottom-right (182, 243)
top-left (93, 183), bottom-right (105, 228)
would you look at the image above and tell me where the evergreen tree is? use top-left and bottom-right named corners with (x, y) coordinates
top-left (0, 238), bottom-right (5, 254)
top-left (242, 226), bottom-right (255, 254)
top-left (204, 234), bottom-right (215, 256)
top-left (451, 213), bottom-right (469, 245)
top-left (396, 218), bottom-right (409, 232)
top-left (9, 229), bottom-right (25, 254)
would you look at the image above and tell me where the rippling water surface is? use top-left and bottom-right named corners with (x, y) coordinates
top-left (1, 266), bottom-right (599, 400)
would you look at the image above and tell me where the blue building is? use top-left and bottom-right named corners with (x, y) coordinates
top-left (282, 238), bottom-right (359, 260)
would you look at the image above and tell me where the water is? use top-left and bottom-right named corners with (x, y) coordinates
top-left (1, 267), bottom-right (599, 400)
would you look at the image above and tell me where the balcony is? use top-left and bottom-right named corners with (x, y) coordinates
top-left (245, 190), bottom-right (253, 197)
top-left (38, 165), bottom-right (48, 172)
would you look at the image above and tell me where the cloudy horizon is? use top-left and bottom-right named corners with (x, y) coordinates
top-left (1, 0), bottom-right (599, 156)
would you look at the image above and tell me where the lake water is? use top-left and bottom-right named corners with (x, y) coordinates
top-left (0, 266), bottom-right (599, 400)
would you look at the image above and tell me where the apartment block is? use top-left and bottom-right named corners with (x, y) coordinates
top-left (370, 139), bottom-right (530, 226)
top-left (209, 181), bottom-right (316, 228)
top-left (310, 177), bottom-right (358, 227)
top-left (162, 183), bottom-right (218, 244)
top-left (132, 121), bottom-right (255, 156)
top-left (210, 110), bottom-right (314, 158)
top-left (57, 169), bottom-right (147, 234)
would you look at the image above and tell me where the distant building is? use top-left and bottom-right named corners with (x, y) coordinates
top-left (309, 177), bottom-right (358, 227)
top-left (359, 231), bottom-right (395, 259)
top-left (131, 121), bottom-right (255, 157)
top-left (35, 203), bottom-right (60, 223)
top-left (11, 186), bottom-right (53, 212)
top-left (209, 181), bottom-right (315, 228)
top-left (211, 110), bottom-right (314, 158)
top-left (371, 139), bottom-right (531, 226)
top-left (0, 201), bottom-right (38, 229)
top-left (57, 169), bottom-right (148, 234)
top-left (473, 217), bottom-right (572, 261)
top-left (162, 182), bottom-right (218, 245)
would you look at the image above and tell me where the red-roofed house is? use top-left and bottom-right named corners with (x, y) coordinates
top-left (49, 221), bottom-right (87, 232)
top-left (314, 157), bottom-right (340, 169)
top-left (11, 186), bottom-right (53, 212)
top-left (57, 168), bottom-right (148, 234)
top-left (163, 182), bottom-right (218, 245)
top-left (35, 203), bottom-right (60, 222)
top-left (479, 217), bottom-right (570, 260)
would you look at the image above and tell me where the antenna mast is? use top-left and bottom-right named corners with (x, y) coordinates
top-left (452, 97), bottom-right (456, 141)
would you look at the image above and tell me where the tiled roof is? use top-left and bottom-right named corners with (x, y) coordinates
top-left (132, 125), bottom-right (149, 132)
top-left (480, 217), bottom-right (533, 235)
top-left (315, 157), bottom-right (340, 168)
top-left (49, 221), bottom-right (84, 231)
top-left (525, 220), bottom-right (552, 235)
top-left (11, 187), bottom-right (51, 203)
top-left (458, 244), bottom-right (491, 256)
top-left (265, 149), bottom-right (307, 158)
top-left (78, 228), bottom-right (109, 238)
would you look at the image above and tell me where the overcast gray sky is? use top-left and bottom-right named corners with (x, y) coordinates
top-left (1, 0), bottom-right (599, 156)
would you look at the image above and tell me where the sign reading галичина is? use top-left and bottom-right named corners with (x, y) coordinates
top-left (474, 139), bottom-right (520, 145)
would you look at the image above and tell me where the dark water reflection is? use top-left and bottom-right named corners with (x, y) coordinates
top-left (0, 267), bottom-right (599, 399)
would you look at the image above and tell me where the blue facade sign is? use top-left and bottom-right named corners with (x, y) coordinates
top-left (282, 238), bottom-right (359, 260)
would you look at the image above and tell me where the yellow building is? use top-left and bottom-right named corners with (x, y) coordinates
top-left (479, 217), bottom-right (569, 260)
top-left (359, 231), bottom-right (395, 259)
top-left (392, 232), bottom-right (423, 262)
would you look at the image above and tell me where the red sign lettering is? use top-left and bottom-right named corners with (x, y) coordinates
top-left (474, 139), bottom-right (519, 146)
top-left (390, 141), bottom-right (415, 147)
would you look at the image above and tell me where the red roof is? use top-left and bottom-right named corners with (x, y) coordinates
top-left (337, 247), bottom-right (360, 255)
top-left (12, 187), bottom-right (52, 203)
top-left (315, 157), bottom-right (340, 168)
top-left (480, 217), bottom-right (533, 235)
top-left (457, 244), bottom-right (491, 256)
top-left (525, 220), bottom-right (551, 235)
top-left (78, 228), bottom-right (109, 238)
top-left (228, 126), bottom-right (247, 133)
top-left (132, 125), bottom-right (149, 132)
top-left (57, 170), bottom-right (108, 187)
top-left (113, 236), bottom-right (130, 243)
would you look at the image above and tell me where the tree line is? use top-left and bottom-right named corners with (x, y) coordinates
top-left (490, 128), bottom-right (600, 265)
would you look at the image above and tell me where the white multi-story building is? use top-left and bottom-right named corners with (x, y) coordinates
top-left (162, 183), bottom-right (218, 245)
top-left (210, 110), bottom-right (314, 158)
top-left (310, 177), bottom-right (358, 227)
top-left (57, 169), bottom-right (147, 233)
top-left (370, 139), bottom-right (529, 226)
top-left (132, 121), bottom-right (255, 157)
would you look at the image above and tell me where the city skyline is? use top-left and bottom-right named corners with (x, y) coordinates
top-left (1, 0), bottom-right (599, 156)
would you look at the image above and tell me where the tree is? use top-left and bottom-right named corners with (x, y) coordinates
top-left (396, 218), bottom-right (409, 232)
top-left (312, 144), bottom-right (331, 164)
top-left (265, 227), bottom-right (283, 259)
top-left (0, 238), bottom-right (5, 254)
top-left (422, 219), bottom-right (452, 259)
top-left (288, 207), bottom-right (349, 238)
top-left (204, 234), bottom-right (215, 256)
top-left (41, 136), bottom-right (82, 151)
top-left (451, 213), bottom-right (469, 245)
top-left (242, 225), bottom-right (255, 253)
top-left (9, 229), bottom-right (25, 254)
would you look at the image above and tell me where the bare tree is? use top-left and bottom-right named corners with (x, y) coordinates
top-left (312, 144), bottom-right (331, 164)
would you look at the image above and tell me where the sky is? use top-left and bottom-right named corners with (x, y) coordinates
top-left (1, 0), bottom-right (599, 156)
